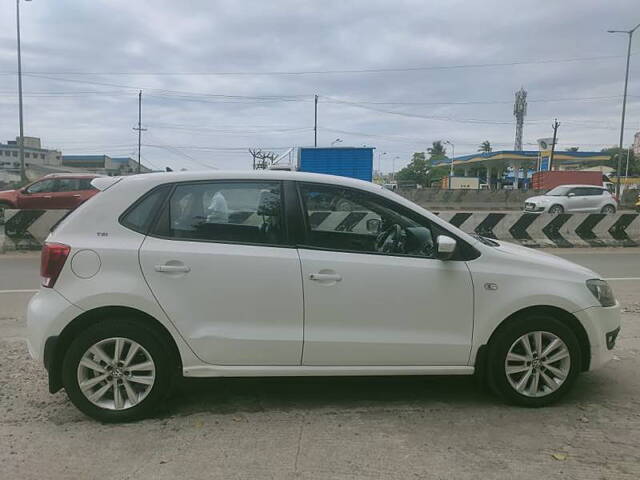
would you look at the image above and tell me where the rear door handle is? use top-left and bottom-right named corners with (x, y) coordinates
top-left (43, 196), bottom-right (52, 199)
top-left (309, 273), bottom-right (342, 282)
top-left (155, 264), bottom-right (191, 273)
top-left (72, 194), bottom-right (81, 198)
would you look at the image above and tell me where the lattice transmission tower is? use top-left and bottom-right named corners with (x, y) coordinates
top-left (513, 88), bottom-right (527, 151)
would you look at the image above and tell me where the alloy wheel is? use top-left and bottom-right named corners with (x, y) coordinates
top-left (76, 337), bottom-right (156, 410)
top-left (504, 331), bottom-right (571, 398)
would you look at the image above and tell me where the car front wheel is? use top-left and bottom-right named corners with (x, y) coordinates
top-left (62, 319), bottom-right (174, 422)
top-left (601, 205), bottom-right (616, 214)
top-left (548, 205), bottom-right (564, 214)
top-left (487, 314), bottom-right (581, 407)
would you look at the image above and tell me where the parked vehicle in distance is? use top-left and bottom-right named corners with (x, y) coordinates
top-left (524, 184), bottom-right (617, 214)
top-left (0, 173), bottom-right (100, 210)
top-left (27, 171), bottom-right (620, 422)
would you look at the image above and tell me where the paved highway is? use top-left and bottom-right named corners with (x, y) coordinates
top-left (0, 248), bottom-right (638, 292)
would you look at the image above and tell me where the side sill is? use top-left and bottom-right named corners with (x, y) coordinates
top-left (183, 365), bottom-right (475, 378)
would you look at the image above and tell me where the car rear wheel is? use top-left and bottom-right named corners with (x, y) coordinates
top-left (486, 313), bottom-right (581, 407)
top-left (548, 205), bottom-right (564, 214)
top-left (62, 319), bottom-right (174, 422)
top-left (601, 205), bottom-right (616, 214)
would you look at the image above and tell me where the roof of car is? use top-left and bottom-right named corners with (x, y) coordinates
top-left (116, 170), bottom-right (387, 193)
top-left (42, 173), bottom-right (102, 179)
top-left (551, 184), bottom-right (606, 188)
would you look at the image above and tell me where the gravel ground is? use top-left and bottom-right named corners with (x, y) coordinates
top-left (1, 283), bottom-right (639, 479)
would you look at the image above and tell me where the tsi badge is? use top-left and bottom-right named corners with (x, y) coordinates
top-left (484, 282), bottom-right (498, 291)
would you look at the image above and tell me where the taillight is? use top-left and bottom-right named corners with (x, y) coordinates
top-left (41, 242), bottom-right (70, 288)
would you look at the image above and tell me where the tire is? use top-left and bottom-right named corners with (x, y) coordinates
top-left (548, 205), bottom-right (564, 214)
top-left (486, 313), bottom-right (581, 407)
top-left (62, 318), bottom-right (174, 422)
top-left (601, 205), bottom-right (616, 214)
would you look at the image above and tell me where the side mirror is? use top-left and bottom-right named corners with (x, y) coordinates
top-left (366, 218), bottom-right (382, 234)
top-left (567, 192), bottom-right (575, 197)
top-left (435, 235), bottom-right (457, 260)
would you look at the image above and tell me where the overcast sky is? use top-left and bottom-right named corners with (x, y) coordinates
top-left (0, 0), bottom-right (639, 172)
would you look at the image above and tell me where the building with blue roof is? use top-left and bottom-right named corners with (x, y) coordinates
top-left (431, 150), bottom-right (610, 189)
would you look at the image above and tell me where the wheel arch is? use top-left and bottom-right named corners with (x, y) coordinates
top-left (47, 305), bottom-right (183, 394)
top-left (478, 305), bottom-right (590, 372)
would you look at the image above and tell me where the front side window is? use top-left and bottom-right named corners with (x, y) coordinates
top-left (154, 181), bottom-right (285, 245)
top-left (25, 179), bottom-right (56, 194)
top-left (299, 183), bottom-right (435, 257)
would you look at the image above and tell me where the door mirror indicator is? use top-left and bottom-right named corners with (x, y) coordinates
top-left (366, 218), bottom-right (381, 234)
top-left (567, 192), bottom-right (575, 197)
top-left (435, 235), bottom-right (457, 260)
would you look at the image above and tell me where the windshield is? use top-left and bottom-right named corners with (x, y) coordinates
top-left (545, 186), bottom-right (572, 196)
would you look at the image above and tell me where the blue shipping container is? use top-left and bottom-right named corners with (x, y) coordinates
top-left (298, 147), bottom-right (374, 182)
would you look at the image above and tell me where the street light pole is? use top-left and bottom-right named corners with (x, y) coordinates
top-left (608, 22), bottom-right (640, 198)
top-left (16, 0), bottom-right (31, 184)
top-left (444, 140), bottom-right (455, 189)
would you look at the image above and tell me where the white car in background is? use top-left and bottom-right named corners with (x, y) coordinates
top-left (27, 171), bottom-right (620, 422)
top-left (524, 184), bottom-right (617, 214)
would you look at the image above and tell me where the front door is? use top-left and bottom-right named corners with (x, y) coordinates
top-left (139, 180), bottom-right (304, 365)
top-left (17, 178), bottom-right (58, 209)
top-left (296, 182), bottom-right (474, 366)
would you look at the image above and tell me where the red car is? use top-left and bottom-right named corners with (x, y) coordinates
top-left (0, 174), bottom-right (101, 210)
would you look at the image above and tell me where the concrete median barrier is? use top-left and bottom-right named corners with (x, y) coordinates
top-left (1, 208), bottom-right (638, 252)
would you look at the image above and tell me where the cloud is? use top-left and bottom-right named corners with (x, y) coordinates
top-left (0, 0), bottom-right (638, 172)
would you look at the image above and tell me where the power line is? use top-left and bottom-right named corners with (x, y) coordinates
top-left (0, 53), bottom-right (635, 76)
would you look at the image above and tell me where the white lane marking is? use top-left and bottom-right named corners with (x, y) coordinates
top-left (604, 277), bottom-right (640, 281)
top-left (0, 289), bottom-right (38, 294)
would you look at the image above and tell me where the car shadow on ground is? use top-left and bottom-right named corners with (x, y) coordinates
top-left (162, 375), bottom-right (496, 417)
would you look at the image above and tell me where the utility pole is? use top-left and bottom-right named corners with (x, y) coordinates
top-left (16, 0), bottom-right (30, 184)
top-left (608, 23), bottom-right (640, 198)
top-left (549, 118), bottom-right (560, 171)
top-left (132, 90), bottom-right (146, 174)
top-left (314, 94), bottom-right (318, 147)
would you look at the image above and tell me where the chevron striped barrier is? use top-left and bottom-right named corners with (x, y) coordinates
top-left (1, 209), bottom-right (69, 252)
top-left (436, 212), bottom-right (640, 248)
top-left (1, 209), bottom-right (639, 252)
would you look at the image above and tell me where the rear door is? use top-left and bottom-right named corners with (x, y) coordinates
top-left (53, 178), bottom-right (83, 209)
top-left (583, 187), bottom-right (605, 212)
top-left (138, 180), bottom-right (304, 366)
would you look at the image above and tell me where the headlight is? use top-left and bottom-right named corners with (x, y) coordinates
top-left (586, 279), bottom-right (616, 307)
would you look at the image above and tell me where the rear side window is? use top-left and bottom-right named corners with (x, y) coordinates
top-left (152, 181), bottom-right (285, 245)
top-left (585, 187), bottom-right (604, 196)
top-left (120, 185), bottom-right (171, 234)
top-left (78, 178), bottom-right (98, 190)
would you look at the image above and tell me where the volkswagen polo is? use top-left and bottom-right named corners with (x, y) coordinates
top-left (27, 171), bottom-right (620, 422)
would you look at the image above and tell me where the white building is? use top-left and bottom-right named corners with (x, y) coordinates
top-left (0, 137), bottom-right (62, 170)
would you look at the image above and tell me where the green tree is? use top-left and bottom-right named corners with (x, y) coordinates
top-left (427, 141), bottom-right (446, 165)
top-left (601, 147), bottom-right (638, 175)
top-left (478, 140), bottom-right (492, 153)
top-left (566, 147), bottom-right (579, 152)
top-left (396, 152), bottom-right (429, 185)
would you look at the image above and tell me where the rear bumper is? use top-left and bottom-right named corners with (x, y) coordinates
top-left (26, 288), bottom-right (82, 361)
top-left (573, 304), bottom-right (621, 371)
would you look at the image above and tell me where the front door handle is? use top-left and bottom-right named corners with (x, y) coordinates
top-left (309, 272), bottom-right (342, 282)
top-left (72, 194), bottom-right (81, 198)
top-left (155, 264), bottom-right (191, 273)
top-left (43, 195), bottom-right (52, 199)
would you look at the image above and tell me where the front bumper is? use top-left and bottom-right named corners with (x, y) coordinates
top-left (573, 304), bottom-right (621, 371)
top-left (523, 202), bottom-right (546, 212)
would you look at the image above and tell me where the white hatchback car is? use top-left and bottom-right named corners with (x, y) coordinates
top-left (27, 171), bottom-right (620, 422)
top-left (524, 184), bottom-right (617, 214)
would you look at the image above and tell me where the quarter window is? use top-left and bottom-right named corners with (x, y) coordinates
top-left (154, 181), bottom-right (285, 245)
top-left (299, 183), bottom-right (435, 257)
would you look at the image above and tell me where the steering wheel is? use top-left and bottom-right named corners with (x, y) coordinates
top-left (375, 224), bottom-right (403, 253)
